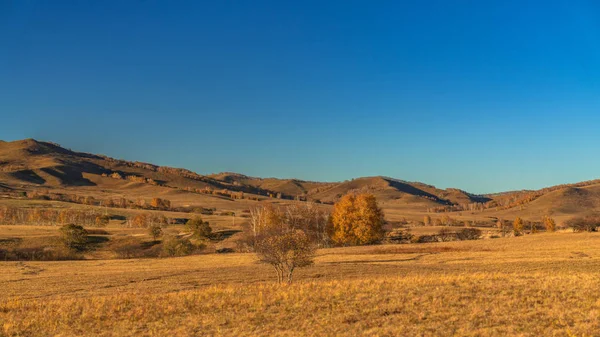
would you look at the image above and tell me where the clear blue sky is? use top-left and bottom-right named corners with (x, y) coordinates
top-left (1, 1), bottom-right (600, 194)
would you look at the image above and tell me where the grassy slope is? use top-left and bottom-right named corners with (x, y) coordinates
top-left (2, 233), bottom-right (600, 336)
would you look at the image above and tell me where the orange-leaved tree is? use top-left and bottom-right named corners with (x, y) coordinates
top-left (543, 216), bottom-right (556, 232)
top-left (328, 193), bottom-right (384, 245)
top-left (513, 217), bottom-right (524, 236)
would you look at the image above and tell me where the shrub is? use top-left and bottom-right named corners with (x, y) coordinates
top-left (161, 236), bottom-right (196, 257)
top-left (414, 235), bottom-right (438, 243)
top-left (59, 224), bottom-right (88, 251)
top-left (384, 228), bottom-right (414, 244)
top-left (566, 215), bottom-right (600, 232)
top-left (185, 216), bottom-right (212, 239)
top-left (456, 228), bottom-right (482, 240)
top-left (148, 225), bottom-right (162, 242)
top-left (94, 215), bottom-right (110, 227)
top-left (437, 228), bottom-right (455, 242)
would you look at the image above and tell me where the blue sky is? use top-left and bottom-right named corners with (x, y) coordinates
top-left (1, 1), bottom-right (600, 194)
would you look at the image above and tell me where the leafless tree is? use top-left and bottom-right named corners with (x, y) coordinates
top-left (255, 229), bottom-right (315, 284)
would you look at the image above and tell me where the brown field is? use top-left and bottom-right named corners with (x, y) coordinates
top-left (2, 232), bottom-right (600, 336)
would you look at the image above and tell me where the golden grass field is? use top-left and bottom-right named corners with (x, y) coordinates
top-left (2, 232), bottom-right (600, 336)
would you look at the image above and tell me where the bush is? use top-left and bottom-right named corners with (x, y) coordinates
top-left (59, 224), bottom-right (88, 251)
top-left (566, 216), bottom-right (600, 232)
top-left (413, 235), bottom-right (438, 243)
top-left (384, 229), bottom-right (414, 244)
top-left (148, 225), bottom-right (162, 242)
top-left (456, 228), bottom-right (482, 240)
top-left (161, 236), bottom-right (197, 257)
top-left (94, 215), bottom-right (110, 227)
top-left (186, 217), bottom-right (212, 239)
top-left (437, 228), bottom-right (455, 242)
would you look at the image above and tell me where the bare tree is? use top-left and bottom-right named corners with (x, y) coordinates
top-left (247, 203), bottom-right (327, 283)
top-left (255, 229), bottom-right (315, 284)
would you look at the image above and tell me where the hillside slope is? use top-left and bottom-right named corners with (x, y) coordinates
top-left (0, 139), bottom-right (486, 210)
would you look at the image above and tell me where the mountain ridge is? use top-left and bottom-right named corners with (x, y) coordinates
top-left (2, 138), bottom-right (600, 218)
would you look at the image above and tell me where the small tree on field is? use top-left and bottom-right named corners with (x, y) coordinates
top-left (423, 215), bottom-right (431, 226)
top-left (544, 216), bottom-right (556, 232)
top-left (530, 221), bottom-right (538, 234)
top-left (255, 229), bottom-right (315, 284)
top-left (246, 203), bottom-right (324, 283)
top-left (60, 224), bottom-right (88, 251)
top-left (513, 217), bottom-right (524, 236)
top-left (186, 216), bottom-right (212, 239)
top-left (328, 193), bottom-right (384, 246)
top-left (148, 225), bottom-right (162, 242)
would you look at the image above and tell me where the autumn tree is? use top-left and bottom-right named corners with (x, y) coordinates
top-left (150, 198), bottom-right (171, 210)
top-left (530, 221), bottom-right (538, 234)
top-left (328, 193), bottom-right (385, 246)
top-left (513, 217), bottom-right (524, 236)
top-left (424, 215), bottom-right (431, 226)
top-left (132, 213), bottom-right (149, 228)
top-left (544, 216), bottom-right (556, 232)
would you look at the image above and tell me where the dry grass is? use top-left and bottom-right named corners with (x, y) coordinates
top-left (1, 233), bottom-right (600, 335)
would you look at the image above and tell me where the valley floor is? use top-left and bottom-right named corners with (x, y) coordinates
top-left (2, 233), bottom-right (600, 336)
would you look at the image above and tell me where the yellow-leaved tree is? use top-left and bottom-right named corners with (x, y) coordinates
top-left (543, 216), bottom-right (556, 232)
top-left (513, 217), bottom-right (524, 236)
top-left (328, 193), bottom-right (384, 245)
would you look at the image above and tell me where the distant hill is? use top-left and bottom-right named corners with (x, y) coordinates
top-left (1, 138), bottom-right (600, 221)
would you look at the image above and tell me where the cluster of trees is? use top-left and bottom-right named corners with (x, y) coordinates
top-left (101, 172), bottom-right (159, 185)
top-left (422, 215), bottom-right (489, 228)
top-left (182, 186), bottom-right (260, 201)
top-left (242, 194), bottom-right (384, 283)
top-left (565, 215), bottom-right (600, 232)
top-left (22, 190), bottom-right (173, 212)
top-left (427, 202), bottom-right (488, 213)
top-left (128, 213), bottom-right (171, 228)
top-left (0, 206), bottom-right (110, 227)
top-left (494, 216), bottom-right (557, 237)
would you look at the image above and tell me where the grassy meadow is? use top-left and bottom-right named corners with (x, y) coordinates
top-left (2, 232), bottom-right (600, 336)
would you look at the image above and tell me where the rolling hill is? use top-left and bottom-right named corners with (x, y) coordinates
top-left (0, 139), bottom-right (491, 210)
top-left (1, 138), bottom-right (600, 222)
